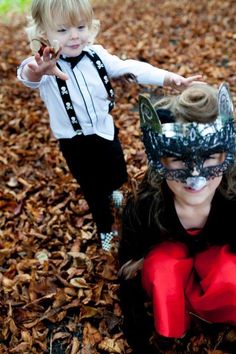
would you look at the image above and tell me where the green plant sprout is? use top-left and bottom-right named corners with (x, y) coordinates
top-left (0, 0), bottom-right (31, 14)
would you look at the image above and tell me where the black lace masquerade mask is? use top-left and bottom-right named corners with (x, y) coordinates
top-left (139, 83), bottom-right (236, 188)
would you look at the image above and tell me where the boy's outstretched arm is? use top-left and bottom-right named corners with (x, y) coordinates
top-left (21, 46), bottom-right (68, 82)
top-left (164, 72), bottom-right (204, 90)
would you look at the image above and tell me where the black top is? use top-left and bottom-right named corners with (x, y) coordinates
top-left (119, 183), bottom-right (236, 265)
top-left (118, 184), bottom-right (236, 353)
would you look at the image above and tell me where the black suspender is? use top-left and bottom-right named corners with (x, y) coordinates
top-left (85, 50), bottom-right (115, 112)
top-left (55, 49), bottom-right (115, 135)
top-left (55, 72), bottom-right (83, 134)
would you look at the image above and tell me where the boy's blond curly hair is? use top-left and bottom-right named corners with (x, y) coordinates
top-left (25, 0), bottom-right (100, 52)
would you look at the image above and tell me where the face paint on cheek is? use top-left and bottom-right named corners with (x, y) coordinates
top-left (186, 176), bottom-right (207, 190)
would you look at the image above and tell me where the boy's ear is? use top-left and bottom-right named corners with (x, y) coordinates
top-left (218, 82), bottom-right (234, 122)
top-left (138, 94), bottom-right (162, 133)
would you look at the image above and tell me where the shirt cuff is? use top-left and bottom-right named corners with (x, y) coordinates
top-left (17, 57), bottom-right (42, 88)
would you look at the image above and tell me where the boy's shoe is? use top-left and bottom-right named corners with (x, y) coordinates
top-left (111, 190), bottom-right (123, 209)
top-left (100, 230), bottom-right (118, 251)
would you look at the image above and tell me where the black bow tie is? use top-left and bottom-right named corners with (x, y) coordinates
top-left (60, 51), bottom-right (85, 69)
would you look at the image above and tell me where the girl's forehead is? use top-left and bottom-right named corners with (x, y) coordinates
top-left (160, 143), bottom-right (226, 157)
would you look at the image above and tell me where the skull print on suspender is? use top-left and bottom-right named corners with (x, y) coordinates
top-left (55, 49), bottom-right (115, 135)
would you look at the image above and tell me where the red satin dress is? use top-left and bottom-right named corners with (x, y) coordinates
top-left (141, 229), bottom-right (236, 338)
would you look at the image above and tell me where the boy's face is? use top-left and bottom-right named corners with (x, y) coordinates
top-left (46, 18), bottom-right (90, 57)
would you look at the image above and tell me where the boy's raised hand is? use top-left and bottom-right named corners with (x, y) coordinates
top-left (164, 73), bottom-right (204, 90)
top-left (25, 46), bottom-right (68, 82)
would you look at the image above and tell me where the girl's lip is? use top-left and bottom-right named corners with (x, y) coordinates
top-left (184, 186), bottom-right (206, 193)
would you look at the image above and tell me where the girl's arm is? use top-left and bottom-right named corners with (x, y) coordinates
top-left (119, 274), bottom-right (156, 353)
top-left (118, 193), bottom-right (159, 351)
top-left (118, 196), bottom-right (150, 272)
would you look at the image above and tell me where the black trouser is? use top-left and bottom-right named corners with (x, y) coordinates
top-left (59, 128), bottom-right (127, 233)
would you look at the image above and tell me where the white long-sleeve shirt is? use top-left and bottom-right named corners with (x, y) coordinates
top-left (17, 44), bottom-right (168, 140)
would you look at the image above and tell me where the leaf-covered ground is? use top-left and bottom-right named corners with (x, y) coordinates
top-left (1, 0), bottom-right (236, 353)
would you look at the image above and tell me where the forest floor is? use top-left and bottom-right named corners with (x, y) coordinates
top-left (1, 0), bottom-right (236, 353)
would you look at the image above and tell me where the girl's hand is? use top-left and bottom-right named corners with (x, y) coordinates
top-left (25, 46), bottom-right (68, 82)
top-left (118, 258), bottom-right (144, 279)
top-left (164, 73), bottom-right (204, 90)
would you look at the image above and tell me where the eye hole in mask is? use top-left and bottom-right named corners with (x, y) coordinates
top-left (202, 152), bottom-right (226, 168)
top-left (161, 151), bottom-right (227, 171)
